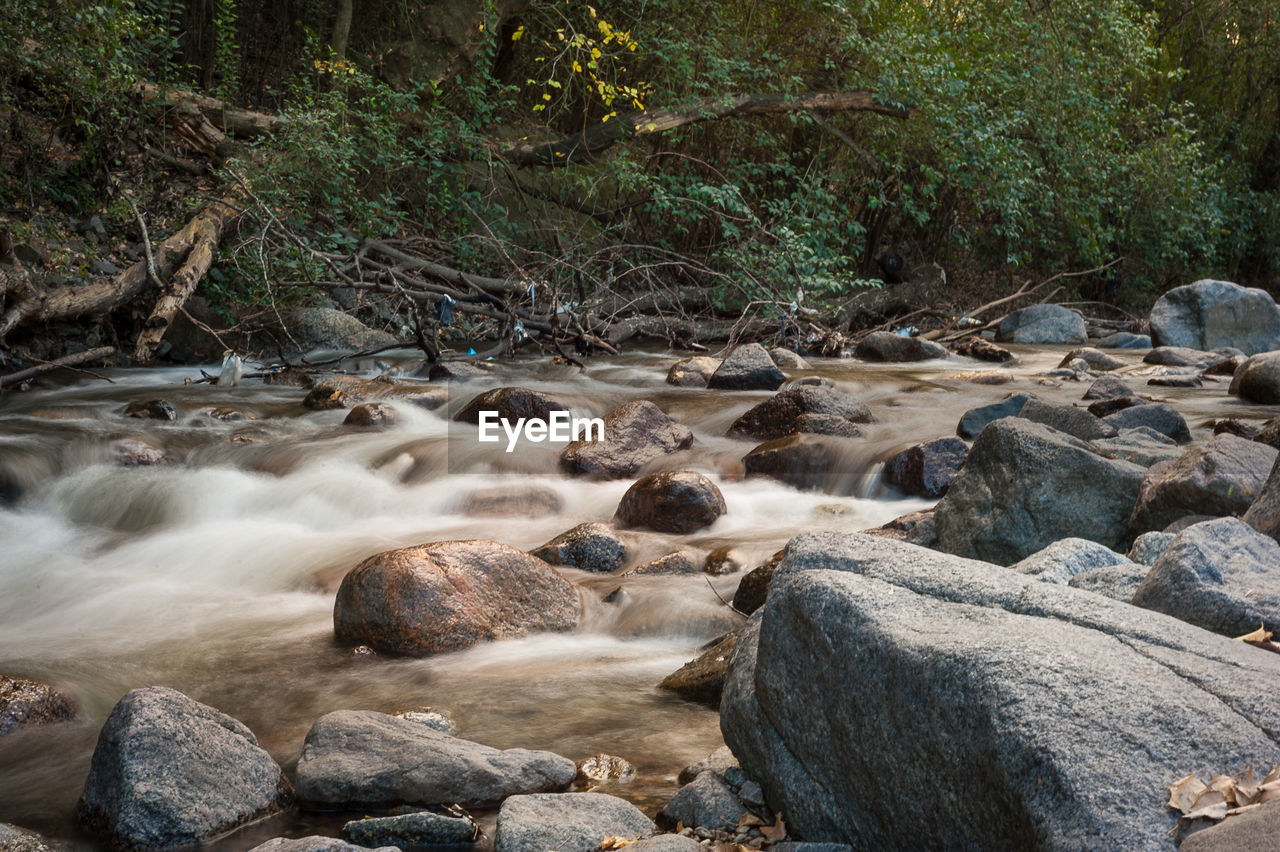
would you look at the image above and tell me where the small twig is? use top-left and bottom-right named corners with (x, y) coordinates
top-left (124, 194), bottom-right (162, 290)
top-left (0, 347), bottom-right (117, 390)
top-left (705, 575), bottom-right (748, 620)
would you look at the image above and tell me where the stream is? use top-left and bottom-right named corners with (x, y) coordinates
top-left (0, 344), bottom-right (1264, 848)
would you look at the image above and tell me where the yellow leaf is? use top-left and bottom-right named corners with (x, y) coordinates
top-left (1236, 625), bottom-right (1273, 645)
top-left (542, 93), bottom-right (552, 101)
top-left (512, 25), bottom-right (525, 41)
top-left (587, 4), bottom-right (597, 17)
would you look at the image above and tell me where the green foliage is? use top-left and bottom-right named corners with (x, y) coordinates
top-left (212, 0), bottom-right (241, 101)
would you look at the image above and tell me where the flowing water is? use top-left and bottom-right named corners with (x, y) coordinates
top-left (0, 344), bottom-right (1264, 848)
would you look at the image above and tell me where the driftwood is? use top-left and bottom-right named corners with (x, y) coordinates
top-left (501, 91), bottom-right (912, 167)
top-left (0, 347), bottom-right (115, 389)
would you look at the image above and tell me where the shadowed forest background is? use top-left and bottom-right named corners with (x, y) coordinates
top-left (1, 0), bottom-right (1278, 361)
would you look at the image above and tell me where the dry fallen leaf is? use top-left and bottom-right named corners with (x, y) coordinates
top-left (1264, 766), bottom-right (1280, 786)
top-left (1206, 774), bottom-right (1238, 807)
top-left (1235, 766), bottom-right (1261, 806)
top-left (1226, 804), bottom-right (1262, 817)
top-left (1235, 625), bottom-right (1273, 644)
top-left (598, 836), bottom-right (636, 850)
top-left (1185, 788), bottom-right (1229, 821)
top-left (760, 813), bottom-right (787, 842)
top-left (738, 813), bottom-right (766, 827)
top-left (1169, 774), bottom-right (1208, 813)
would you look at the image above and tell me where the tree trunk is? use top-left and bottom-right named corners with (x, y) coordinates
top-left (331, 0), bottom-right (353, 61)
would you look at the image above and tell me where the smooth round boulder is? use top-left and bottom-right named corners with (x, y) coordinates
top-left (334, 540), bottom-right (581, 655)
top-left (728, 386), bottom-right (873, 441)
top-left (666, 356), bottom-right (721, 388)
top-left (995, 305), bottom-right (1087, 345)
top-left (560, 400), bottom-right (693, 479)
top-left (1149, 279), bottom-right (1280, 355)
top-left (707, 343), bottom-right (786, 391)
top-left (1231, 351), bottom-right (1280, 404)
top-left (614, 471), bottom-right (726, 534)
top-left (343, 402), bottom-right (399, 428)
top-left (854, 331), bottom-right (948, 362)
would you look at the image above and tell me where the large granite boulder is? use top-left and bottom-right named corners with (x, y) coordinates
top-left (0, 676), bottom-right (76, 737)
top-left (1149, 279), bottom-right (1280, 355)
top-left (296, 710), bottom-right (576, 808)
top-left (78, 687), bottom-right (291, 849)
top-left (707, 344), bottom-right (787, 391)
top-left (1010, 538), bottom-right (1133, 585)
top-left (1231, 351), bottom-right (1280, 404)
top-left (995, 305), bottom-right (1087, 345)
top-left (560, 400), bottom-right (693, 478)
top-left (1243, 455), bottom-right (1280, 542)
top-left (494, 793), bottom-right (655, 852)
top-left (614, 471), bottom-right (726, 533)
top-left (1128, 435), bottom-right (1278, 533)
top-left (854, 331), bottom-right (948, 362)
top-left (728, 386), bottom-right (873, 441)
top-left (720, 533), bottom-right (1280, 850)
top-left (334, 540), bottom-right (580, 655)
top-left (882, 437), bottom-right (968, 498)
top-left (935, 418), bottom-right (1145, 564)
top-left (1131, 517), bottom-right (1280, 636)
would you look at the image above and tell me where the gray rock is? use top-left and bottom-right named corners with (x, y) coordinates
top-left (561, 400), bottom-right (694, 479)
top-left (1082, 374), bottom-right (1134, 400)
top-left (1066, 561), bottom-right (1151, 603)
top-left (678, 746), bottom-right (738, 786)
top-left (342, 810), bottom-right (477, 846)
top-left (1010, 538), bottom-right (1131, 584)
top-left (334, 540), bottom-right (580, 655)
top-left (614, 471), bottom-right (726, 534)
top-left (1017, 398), bottom-right (1117, 441)
top-left (1243, 454), bottom-right (1280, 542)
top-left (1231, 351), bottom-right (1280, 404)
top-left (1090, 427), bottom-right (1183, 468)
top-left (249, 839), bottom-right (390, 852)
top-left (658, 632), bottom-right (738, 707)
top-left (295, 710), bottom-right (576, 808)
top-left (418, 360), bottom-right (494, 382)
top-left (770, 348), bottom-right (810, 369)
top-left (0, 823), bottom-right (65, 852)
top-left (667, 357), bottom-right (721, 388)
top-left (622, 551), bottom-right (700, 576)
top-left (626, 835), bottom-right (705, 852)
top-left (1059, 347), bottom-right (1124, 371)
top-left (1127, 531), bottom-right (1175, 566)
top-left (790, 412), bottom-right (864, 437)
top-left (1147, 372), bottom-right (1203, 388)
top-left (77, 687), bottom-right (291, 850)
top-left (494, 793), bottom-right (655, 852)
top-left (1095, 331), bottom-right (1151, 349)
top-left (1131, 517), bottom-right (1280, 636)
top-left (728, 386), bottom-right (873, 441)
top-left (657, 771), bottom-right (744, 832)
top-left (1179, 800), bottom-right (1280, 852)
top-left (882, 437), bottom-right (968, 498)
top-left (1149, 279), bottom-right (1280, 355)
top-left (1128, 434), bottom-right (1279, 533)
top-left (1102, 402), bottom-right (1191, 444)
top-left (0, 676), bottom-right (76, 737)
top-left (1086, 395), bottom-right (1144, 418)
top-left (720, 532), bottom-right (1280, 850)
top-left (285, 307), bottom-right (398, 355)
top-left (707, 344), bottom-right (787, 391)
top-left (995, 304), bottom-right (1087, 345)
top-left (935, 418), bottom-right (1146, 565)
top-left (1143, 346), bottom-right (1223, 368)
top-left (741, 434), bottom-right (858, 493)
top-left (531, 523), bottom-right (627, 573)
top-left (955, 393), bottom-right (1034, 440)
top-left (854, 331), bottom-right (948, 362)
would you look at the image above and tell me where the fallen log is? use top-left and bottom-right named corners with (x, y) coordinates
top-left (501, 91), bottom-right (913, 167)
top-left (0, 347), bottom-right (115, 390)
top-left (136, 83), bottom-right (280, 138)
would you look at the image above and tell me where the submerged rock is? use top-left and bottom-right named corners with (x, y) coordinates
top-left (305, 376), bottom-right (447, 411)
top-left (77, 687), bottom-right (291, 850)
top-left (342, 402), bottom-right (399, 428)
top-left (614, 471), bottom-right (726, 534)
top-left (334, 540), bottom-right (580, 655)
top-left (296, 710), bottom-right (575, 808)
top-left (560, 400), bottom-right (693, 478)
top-left (123, 399), bottom-right (177, 421)
top-left (494, 793), bottom-right (655, 852)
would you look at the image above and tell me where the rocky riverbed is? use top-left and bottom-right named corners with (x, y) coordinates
top-left (2, 278), bottom-right (1280, 850)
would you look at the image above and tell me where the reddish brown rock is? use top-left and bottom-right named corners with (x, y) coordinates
top-left (453, 387), bottom-right (567, 423)
top-left (343, 402), bottom-right (400, 428)
top-left (614, 471), bottom-right (726, 534)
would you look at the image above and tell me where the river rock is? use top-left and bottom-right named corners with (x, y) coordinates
top-left (703, 546), bottom-right (746, 576)
top-left (1143, 346), bottom-right (1221, 368)
top-left (720, 532), bottom-right (1280, 850)
top-left (727, 386), bottom-right (873, 441)
top-left (1017, 398), bottom-right (1117, 441)
top-left (454, 386), bottom-right (568, 423)
top-left (285, 307), bottom-right (399, 354)
top-left (1082, 374), bottom-right (1134, 400)
top-left (707, 344), bottom-right (787, 391)
top-left (790, 412), bottom-right (864, 436)
top-left (1204, 353), bottom-right (1247, 376)
top-left (658, 632), bottom-right (738, 707)
top-left (1010, 538), bottom-right (1133, 584)
top-left (1128, 434), bottom-right (1278, 533)
top-left (305, 376), bottom-right (447, 411)
top-left (77, 687), bottom-right (291, 850)
top-left (250, 838), bottom-right (393, 852)
top-left (951, 337), bottom-right (1014, 362)
top-left (862, 510), bottom-right (939, 549)
top-left (656, 771), bottom-right (744, 832)
top-left (1254, 417), bottom-right (1280, 450)
top-left (679, 746), bottom-right (739, 785)
top-left (460, 485), bottom-right (563, 518)
top-left (333, 540), bottom-right (580, 655)
top-left (494, 793), bottom-right (655, 852)
top-left (623, 551), bottom-right (699, 576)
top-left (614, 471), bottom-right (726, 534)
top-left (1101, 402), bottom-right (1191, 444)
top-left (342, 811), bottom-right (477, 847)
top-left (1149, 279), bottom-right (1280, 355)
top-left (1147, 372), bottom-right (1203, 388)
top-left (994, 304), bottom-right (1087, 345)
top-left (531, 523), bottom-right (626, 572)
top-left (575, 754), bottom-right (636, 784)
top-left (667, 357), bottom-right (721, 388)
top-left (295, 711), bottom-right (573, 809)
top-left (1086, 395), bottom-right (1143, 418)
top-left (1090, 427), bottom-right (1183, 467)
top-left (342, 402), bottom-right (399, 428)
top-left (1127, 531), bottom-right (1175, 565)
top-left (0, 824), bottom-right (64, 852)
top-left (560, 400), bottom-right (694, 478)
top-left (1096, 331), bottom-right (1151, 349)
top-left (419, 360), bottom-right (493, 382)
top-left (1179, 800), bottom-right (1280, 852)
top-left (1131, 517), bottom-right (1280, 636)
top-left (1243, 455), bottom-right (1280, 542)
top-left (628, 835), bottom-right (705, 852)
top-left (935, 418), bottom-right (1145, 564)
top-left (0, 676), bottom-right (77, 737)
top-left (854, 331), bottom-right (948, 362)
top-left (770, 348), bottom-right (810, 369)
top-left (882, 437), bottom-right (967, 498)
top-left (1059, 347), bottom-right (1124, 371)
top-left (1231, 351), bottom-right (1280, 404)
top-left (732, 551), bottom-right (785, 616)
top-left (1066, 561), bottom-right (1151, 603)
top-left (741, 434), bottom-right (851, 492)
top-left (955, 393), bottom-right (1033, 439)
top-left (123, 399), bottom-right (177, 421)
